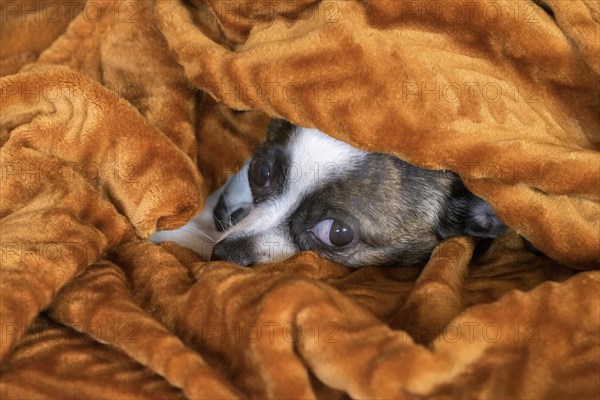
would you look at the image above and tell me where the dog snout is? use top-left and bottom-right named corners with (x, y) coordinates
top-left (211, 236), bottom-right (256, 266)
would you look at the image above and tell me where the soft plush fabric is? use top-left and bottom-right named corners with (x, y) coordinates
top-left (1, 0), bottom-right (598, 398)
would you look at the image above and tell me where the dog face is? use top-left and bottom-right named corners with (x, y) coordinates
top-left (211, 120), bottom-right (506, 268)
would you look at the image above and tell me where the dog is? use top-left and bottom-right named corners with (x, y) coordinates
top-left (151, 120), bottom-right (507, 268)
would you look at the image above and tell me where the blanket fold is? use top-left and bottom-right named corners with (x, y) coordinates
top-left (1, 65), bottom-right (201, 361)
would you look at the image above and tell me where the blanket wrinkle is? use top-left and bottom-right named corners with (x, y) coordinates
top-left (0, 147), bottom-right (133, 361)
top-left (545, 0), bottom-right (600, 74)
top-left (0, 0), bottom-right (84, 77)
top-left (1, 67), bottom-right (203, 237)
top-left (391, 237), bottom-right (474, 342)
top-left (1, 0), bottom-right (599, 398)
top-left (46, 259), bottom-right (243, 399)
top-left (0, 316), bottom-right (186, 399)
top-left (21, 0), bottom-right (199, 160)
top-left (0, 63), bottom-right (201, 362)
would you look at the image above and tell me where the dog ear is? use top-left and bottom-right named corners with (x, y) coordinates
top-left (436, 186), bottom-right (508, 240)
top-left (266, 119), bottom-right (296, 143)
top-left (459, 196), bottom-right (507, 238)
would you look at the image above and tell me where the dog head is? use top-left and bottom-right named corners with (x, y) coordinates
top-left (211, 120), bottom-right (506, 268)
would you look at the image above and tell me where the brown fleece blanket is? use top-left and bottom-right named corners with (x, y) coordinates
top-left (1, 0), bottom-right (599, 398)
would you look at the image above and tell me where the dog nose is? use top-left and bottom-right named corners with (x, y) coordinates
top-left (210, 237), bottom-right (255, 266)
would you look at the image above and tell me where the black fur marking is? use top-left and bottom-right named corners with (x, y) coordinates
top-left (266, 119), bottom-right (296, 144)
top-left (436, 180), bottom-right (508, 240)
top-left (244, 119), bottom-right (299, 203)
top-left (211, 235), bottom-right (256, 266)
top-left (248, 141), bottom-right (290, 204)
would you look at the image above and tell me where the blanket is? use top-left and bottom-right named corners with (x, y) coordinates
top-left (1, 0), bottom-right (599, 398)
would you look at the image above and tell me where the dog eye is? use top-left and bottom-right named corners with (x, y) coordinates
top-left (312, 219), bottom-right (354, 247)
top-left (249, 159), bottom-right (271, 188)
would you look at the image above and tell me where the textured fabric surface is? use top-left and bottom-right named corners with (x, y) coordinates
top-left (1, 0), bottom-right (598, 398)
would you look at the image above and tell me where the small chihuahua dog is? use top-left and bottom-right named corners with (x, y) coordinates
top-left (151, 120), bottom-right (507, 268)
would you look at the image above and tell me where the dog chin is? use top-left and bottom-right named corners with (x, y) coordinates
top-left (211, 225), bottom-right (299, 266)
top-left (252, 236), bottom-right (300, 264)
top-left (148, 188), bottom-right (225, 260)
